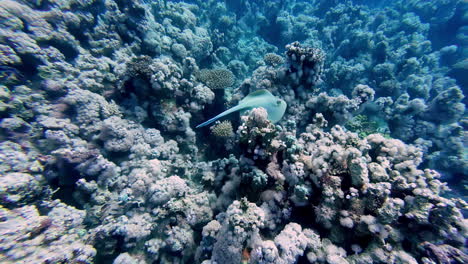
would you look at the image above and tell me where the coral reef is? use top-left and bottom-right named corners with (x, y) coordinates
top-left (0, 0), bottom-right (466, 263)
top-left (0, 201), bottom-right (96, 263)
top-left (210, 120), bottom-right (234, 138)
top-left (197, 68), bottom-right (235, 90)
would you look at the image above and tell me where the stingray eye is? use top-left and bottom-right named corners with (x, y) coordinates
top-left (276, 100), bottom-right (281, 105)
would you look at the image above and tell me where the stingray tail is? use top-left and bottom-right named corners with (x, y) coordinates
top-left (196, 104), bottom-right (245, 128)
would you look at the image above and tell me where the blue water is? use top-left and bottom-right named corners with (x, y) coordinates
top-left (0, 0), bottom-right (466, 263)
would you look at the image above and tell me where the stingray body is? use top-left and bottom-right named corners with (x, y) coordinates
top-left (196, 89), bottom-right (287, 128)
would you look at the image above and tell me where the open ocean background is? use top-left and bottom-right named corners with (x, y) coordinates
top-left (0, 0), bottom-right (466, 263)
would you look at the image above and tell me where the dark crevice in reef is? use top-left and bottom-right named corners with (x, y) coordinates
top-left (41, 137), bottom-right (102, 210)
top-left (290, 198), bottom-right (380, 255)
top-left (122, 79), bottom-right (152, 99)
top-left (445, 173), bottom-right (468, 202)
top-left (427, 3), bottom-right (467, 91)
top-left (94, 235), bottom-right (124, 264)
top-left (116, 25), bottom-right (135, 45)
top-left (297, 254), bottom-right (311, 264)
top-left (103, 149), bottom-right (132, 165)
top-left (51, 184), bottom-right (82, 209)
top-left (448, 67), bottom-right (468, 93)
top-left (38, 39), bottom-right (80, 62)
top-left (68, 25), bottom-right (91, 49)
top-left (427, 2), bottom-right (465, 51)
top-left (115, 0), bottom-right (144, 17)
top-left (114, 0), bottom-right (147, 44)
top-left (339, 172), bottom-right (353, 193)
top-left (290, 181), bottom-right (323, 229)
top-left (0, 0), bottom-right (465, 263)
top-left (15, 54), bottom-right (41, 78)
top-left (290, 205), bottom-right (317, 229)
top-left (0, 109), bottom-right (9, 120)
top-left (18, 18), bottom-right (32, 34)
top-left (195, 89), bottom-right (237, 159)
top-left (258, 16), bottom-right (307, 49)
top-left (71, 0), bottom-right (106, 19)
top-left (402, 238), bottom-right (413, 252)
top-left (30, 0), bottom-right (54, 11)
top-left (116, 76), bottom-right (224, 158)
top-left (198, 54), bottom-right (217, 70)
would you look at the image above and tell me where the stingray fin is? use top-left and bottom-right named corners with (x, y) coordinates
top-left (196, 104), bottom-right (245, 128)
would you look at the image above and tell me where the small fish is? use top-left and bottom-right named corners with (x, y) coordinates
top-left (196, 89), bottom-right (287, 128)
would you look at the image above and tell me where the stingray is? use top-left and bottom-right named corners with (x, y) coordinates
top-left (196, 89), bottom-right (287, 128)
